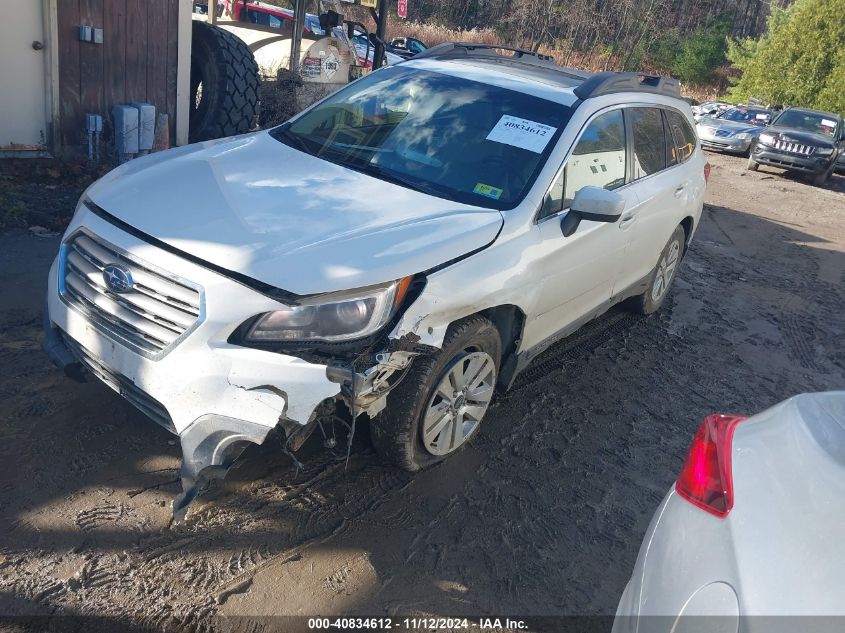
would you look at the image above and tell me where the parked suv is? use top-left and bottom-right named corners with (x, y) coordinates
top-left (42, 44), bottom-right (707, 515)
top-left (748, 107), bottom-right (844, 186)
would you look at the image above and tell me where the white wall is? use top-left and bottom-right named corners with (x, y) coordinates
top-left (0, 0), bottom-right (50, 155)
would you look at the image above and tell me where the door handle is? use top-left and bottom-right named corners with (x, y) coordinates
top-left (674, 185), bottom-right (687, 198)
top-left (619, 212), bottom-right (636, 229)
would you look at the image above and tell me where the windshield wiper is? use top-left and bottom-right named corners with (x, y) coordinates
top-left (328, 141), bottom-right (392, 154)
top-left (362, 164), bottom-right (442, 197)
top-left (271, 127), bottom-right (314, 155)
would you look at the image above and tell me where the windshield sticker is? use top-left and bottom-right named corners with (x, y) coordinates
top-left (486, 115), bottom-right (557, 153)
top-left (821, 119), bottom-right (836, 128)
top-left (474, 183), bottom-right (503, 200)
top-left (323, 51), bottom-right (339, 79)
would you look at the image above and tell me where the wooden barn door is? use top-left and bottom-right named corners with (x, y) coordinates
top-left (56, 0), bottom-right (179, 155)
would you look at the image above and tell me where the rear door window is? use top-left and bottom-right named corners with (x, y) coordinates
top-left (629, 107), bottom-right (667, 179)
top-left (664, 109), bottom-right (696, 164)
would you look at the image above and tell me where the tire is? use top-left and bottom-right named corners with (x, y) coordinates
top-left (746, 155), bottom-right (759, 171)
top-left (370, 317), bottom-right (501, 472)
top-left (630, 225), bottom-right (686, 315)
top-left (189, 21), bottom-right (259, 143)
top-left (811, 164), bottom-right (834, 187)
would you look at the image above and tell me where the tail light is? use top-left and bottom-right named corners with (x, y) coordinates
top-left (704, 161), bottom-right (712, 183)
top-left (675, 414), bottom-right (746, 518)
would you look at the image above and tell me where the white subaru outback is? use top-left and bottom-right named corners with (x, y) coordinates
top-left (43, 44), bottom-right (707, 515)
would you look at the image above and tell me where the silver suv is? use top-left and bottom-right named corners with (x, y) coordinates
top-left (43, 44), bottom-right (708, 515)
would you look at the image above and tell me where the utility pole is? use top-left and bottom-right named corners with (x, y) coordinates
top-left (291, 0), bottom-right (308, 72)
top-left (373, 0), bottom-right (388, 68)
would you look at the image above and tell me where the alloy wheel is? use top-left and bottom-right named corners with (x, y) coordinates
top-left (651, 239), bottom-right (681, 302)
top-left (421, 351), bottom-right (496, 456)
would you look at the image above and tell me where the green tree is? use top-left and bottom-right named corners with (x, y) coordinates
top-left (642, 19), bottom-right (730, 82)
top-left (728, 0), bottom-right (845, 113)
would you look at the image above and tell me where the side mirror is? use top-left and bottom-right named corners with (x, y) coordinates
top-left (560, 186), bottom-right (625, 237)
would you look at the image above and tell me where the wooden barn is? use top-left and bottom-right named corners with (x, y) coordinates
top-left (0, 0), bottom-right (193, 158)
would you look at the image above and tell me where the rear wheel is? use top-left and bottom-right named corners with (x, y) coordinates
top-left (370, 317), bottom-right (501, 472)
top-left (630, 225), bottom-right (685, 315)
top-left (189, 21), bottom-right (259, 142)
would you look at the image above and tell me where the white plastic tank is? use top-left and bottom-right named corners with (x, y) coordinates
top-left (300, 36), bottom-right (353, 84)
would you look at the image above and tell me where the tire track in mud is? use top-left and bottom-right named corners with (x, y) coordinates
top-left (509, 309), bottom-right (642, 393)
top-left (87, 451), bottom-right (415, 631)
top-left (75, 503), bottom-right (125, 532)
top-left (775, 288), bottom-right (844, 375)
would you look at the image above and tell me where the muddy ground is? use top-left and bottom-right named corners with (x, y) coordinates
top-left (1, 152), bottom-right (844, 632)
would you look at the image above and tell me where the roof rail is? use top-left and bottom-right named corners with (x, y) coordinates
top-left (573, 71), bottom-right (681, 100)
top-left (409, 42), bottom-right (592, 76)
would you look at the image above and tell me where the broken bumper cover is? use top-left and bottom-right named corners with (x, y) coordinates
top-left (43, 314), bottom-right (307, 519)
top-left (43, 211), bottom-right (347, 516)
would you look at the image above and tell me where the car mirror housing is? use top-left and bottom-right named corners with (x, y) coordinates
top-left (561, 186), bottom-right (625, 237)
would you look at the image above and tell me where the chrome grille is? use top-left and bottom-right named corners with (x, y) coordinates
top-left (772, 139), bottom-right (814, 156)
top-left (62, 332), bottom-right (176, 434)
top-left (60, 231), bottom-right (202, 357)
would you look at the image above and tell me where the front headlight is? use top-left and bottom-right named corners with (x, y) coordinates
top-left (733, 132), bottom-right (752, 140)
top-left (814, 147), bottom-right (834, 156)
top-left (758, 133), bottom-right (775, 145)
top-left (244, 277), bottom-right (414, 343)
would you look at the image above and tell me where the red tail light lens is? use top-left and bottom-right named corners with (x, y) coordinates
top-left (704, 161), bottom-right (712, 183)
top-left (675, 414), bottom-right (746, 518)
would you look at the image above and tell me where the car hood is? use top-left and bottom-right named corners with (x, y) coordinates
top-left (764, 126), bottom-right (836, 148)
top-left (85, 132), bottom-right (504, 295)
top-left (697, 118), bottom-right (762, 134)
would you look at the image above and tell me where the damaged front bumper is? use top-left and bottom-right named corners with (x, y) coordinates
top-left (44, 289), bottom-right (415, 521)
top-left (43, 213), bottom-right (418, 520)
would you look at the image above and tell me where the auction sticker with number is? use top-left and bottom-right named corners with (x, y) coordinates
top-left (486, 115), bottom-right (557, 153)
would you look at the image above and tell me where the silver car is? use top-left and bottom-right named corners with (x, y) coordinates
top-left (696, 106), bottom-right (772, 155)
top-left (691, 101), bottom-right (731, 120)
top-left (614, 392), bottom-right (845, 632)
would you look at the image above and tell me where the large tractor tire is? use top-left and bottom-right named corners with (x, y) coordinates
top-left (189, 21), bottom-right (259, 143)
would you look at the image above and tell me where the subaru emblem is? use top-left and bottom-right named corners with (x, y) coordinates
top-left (102, 264), bottom-right (134, 293)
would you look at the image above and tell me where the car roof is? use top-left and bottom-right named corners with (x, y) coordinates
top-left (780, 106), bottom-right (841, 120)
top-left (403, 46), bottom-right (681, 108)
top-left (404, 57), bottom-right (583, 106)
top-left (728, 105), bottom-right (771, 111)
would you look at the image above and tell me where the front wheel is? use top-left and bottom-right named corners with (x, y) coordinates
top-left (630, 225), bottom-right (686, 315)
top-left (746, 155), bottom-right (759, 171)
top-left (370, 317), bottom-right (501, 472)
top-left (811, 164), bottom-right (834, 187)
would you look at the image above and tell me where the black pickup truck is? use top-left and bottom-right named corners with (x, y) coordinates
top-left (747, 107), bottom-right (845, 186)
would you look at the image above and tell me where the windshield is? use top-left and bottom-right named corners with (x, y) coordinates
top-left (772, 110), bottom-right (839, 138)
top-left (271, 65), bottom-right (573, 209)
top-left (717, 107), bottom-right (770, 125)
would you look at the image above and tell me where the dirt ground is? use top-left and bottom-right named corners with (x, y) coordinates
top-left (1, 152), bottom-right (844, 632)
